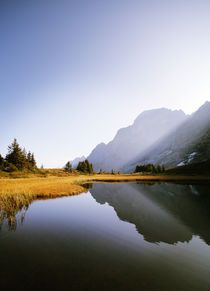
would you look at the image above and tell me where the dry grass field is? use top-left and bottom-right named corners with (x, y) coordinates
top-left (1, 171), bottom-right (210, 197)
top-left (0, 176), bottom-right (87, 197)
top-left (0, 173), bottom-right (90, 228)
top-left (0, 171), bottom-right (210, 229)
top-left (1, 171), bottom-right (210, 195)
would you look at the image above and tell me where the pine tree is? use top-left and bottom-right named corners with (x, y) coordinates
top-left (4, 139), bottom-right (37, 171)
top-left (5, 139), bottom-right (26, 170)
top-left (27, 152), bottom-right (32, 163)
top-left (30, 153), bottom-right (36, 168)
top-left (77, 159), bottom-right (94, 174)
top-left (64, 161), bottom-right (73, 172)
top-left (0, 154), bottom-right (5, 170)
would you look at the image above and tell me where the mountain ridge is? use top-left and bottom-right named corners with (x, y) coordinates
top-left (125, 101), bottom-right (210, 171)
top-left (87, 107), bottom-right (187, 171)
top-left (72, 101), bottom-right (210, 173)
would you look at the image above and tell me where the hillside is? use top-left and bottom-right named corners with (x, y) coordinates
top-left (88, 108), bottom-right (186, 171)
top-left (125, 102), bottom-right (210, 172)
top-left (166, 161), bottom-right (210, 176)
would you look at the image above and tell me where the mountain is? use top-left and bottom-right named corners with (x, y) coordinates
top-left (71, 156), bottom-right (86, 169)
top-left (165, 161), bottom-right (210, 175)
top-left (126, 101), bottom-right (210, 171)
top-left (88, 108), bottom-right (187, 172)
top-left (87, 143), bottom-right (106, 171)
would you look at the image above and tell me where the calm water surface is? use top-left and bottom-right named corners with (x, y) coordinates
top-left (1, 183), bottom-right (210, 291)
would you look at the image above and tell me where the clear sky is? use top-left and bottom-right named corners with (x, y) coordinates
top-left (1, 0), bottom-right (210, 167)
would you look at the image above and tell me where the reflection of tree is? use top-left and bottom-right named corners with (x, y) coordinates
top-left (0, 193), bottom-right (33, 231)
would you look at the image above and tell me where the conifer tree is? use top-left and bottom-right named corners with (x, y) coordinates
top-left (5, 139), bottom-right (26, 170)
top-left (0, 154), bottom-right (4, 170)
top-left (4, 139), bottom-right (37, 171)
top-left (30, 153), bottom-right (36, 168)
top-left (27, 152), bottom-right (32, 163)
top-left (77, 159), bottom-right (94, 174)
top-left (64, 161), bottom-right (73, 172)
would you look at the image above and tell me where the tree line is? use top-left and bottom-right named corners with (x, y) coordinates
top-left (77, 159), bottom-right (94, 173)
top-left (0, 139), bottom-right (37, 172)
top-left (0, 140), bottom-right (165, 175)
top-left (64, 159), bottom-right (94, 174)
top-left (134, 163), bottom-right (165, 174)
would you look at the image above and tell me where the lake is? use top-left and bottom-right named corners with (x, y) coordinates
top-left (0, 182), bottom-right (210, 290)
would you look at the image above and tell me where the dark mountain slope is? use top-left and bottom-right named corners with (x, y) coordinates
top-left (125, 101), bottom-right (210, 171)
top-left (166, 161), bottom-right (210, 175)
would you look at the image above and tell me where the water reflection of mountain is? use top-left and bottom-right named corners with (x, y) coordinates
top-left (90, 183), bottom-right (210, 245)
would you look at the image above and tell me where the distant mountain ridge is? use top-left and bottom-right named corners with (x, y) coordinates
top-left (125, 101), bottom-right (210, 171)
top-left (88, 108), bottom-right (187, 171)
top-left (72, 101), bottom-right (210, 173)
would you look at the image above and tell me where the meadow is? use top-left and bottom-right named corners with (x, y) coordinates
top-left (1, 169), bottom-right (210, 197)
top-left (0, 169), bottom-right (210, 230)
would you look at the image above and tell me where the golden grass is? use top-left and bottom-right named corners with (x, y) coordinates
top-left (0, 172), bottom-right (210, 229)
top-left (1, 173), bottom-right (210, 197)
top-left (0, 176), bottom-right (88, 197)
top-left (0, 168), bottom-right (78, 179)
top-left (0, 174), bottom-right (89, 229)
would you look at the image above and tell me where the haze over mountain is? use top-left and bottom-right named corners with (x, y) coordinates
top-left (87, 108), bottom-right (187, 171)
top-left (126, 101), bottom-right (210, 171)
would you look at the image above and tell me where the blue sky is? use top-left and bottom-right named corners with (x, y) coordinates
top-left (1, 0), bottom-right (210, 167)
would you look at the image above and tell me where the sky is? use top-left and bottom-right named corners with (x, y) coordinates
top-left (0, 0), bottom-right (210, 167)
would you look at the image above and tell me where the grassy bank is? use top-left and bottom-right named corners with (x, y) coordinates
top-left (0, 173), bottom-right (90, 229)
top-left (1, 171), bottom-right (210, 197)
top-left (1, 171), bottom-right (210, 229)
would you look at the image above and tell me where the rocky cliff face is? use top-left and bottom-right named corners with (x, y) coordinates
top-left (125, 102), bottom-right (210, 171)
top-left (88, 108), bottom-right (187, 171)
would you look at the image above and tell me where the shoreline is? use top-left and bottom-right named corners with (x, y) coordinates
top-left (0, 173), bottom-right (210, 199)
top-left (0, 174), bottom-right (209, 220)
